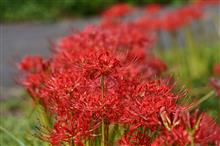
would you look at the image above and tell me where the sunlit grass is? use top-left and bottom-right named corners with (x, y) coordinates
top-left (158, 38), bottom-right (220, 121)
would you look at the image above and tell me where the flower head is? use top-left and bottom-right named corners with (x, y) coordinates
top-left (102, 3), bottom-right (134, 18)
top-left (152, 111), bottom-right (220, 145)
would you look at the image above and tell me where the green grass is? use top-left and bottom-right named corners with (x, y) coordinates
top-left (0, 97), bottom-right (49, 146)
top-left (157, 33), bottom-right (220, 121)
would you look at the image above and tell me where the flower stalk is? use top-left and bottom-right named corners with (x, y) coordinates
top-left (101, 75), bottom-right (106, 146)
top-left (189, 90), bottom-right (215, 111)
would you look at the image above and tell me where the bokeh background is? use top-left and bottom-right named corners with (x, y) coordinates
top-left (0, 0), bottom-right (220, 145)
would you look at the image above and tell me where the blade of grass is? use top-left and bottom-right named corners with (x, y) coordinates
top-left (0, 126), bottom-right (26, 146)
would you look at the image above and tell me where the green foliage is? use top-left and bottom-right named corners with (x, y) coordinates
top-left (0, 97), bottom-right (49, 146)
top-left (0, 0), bottom-right (187, 22)
top-left (158, 35), bottom-right (220, 121)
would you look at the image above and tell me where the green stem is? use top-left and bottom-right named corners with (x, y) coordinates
top-left (85, 140), bottom-right (89, 146)
top-left (101, 75), bottom-right (105, 146)
top-left (109, 124), bottom-right (119, 145)
top-left (189, 131), bottom-right (195, 146)
top-left (189, 91), bottom-right (215, 111)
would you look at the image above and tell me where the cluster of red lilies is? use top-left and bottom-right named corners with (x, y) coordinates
top-left (19, 1), bottom-right (220, 146)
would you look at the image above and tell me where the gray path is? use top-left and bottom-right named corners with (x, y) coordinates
top-left (0, 18), bottom-right (99, 98)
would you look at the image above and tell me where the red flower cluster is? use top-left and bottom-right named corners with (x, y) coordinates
top-left (152, 110), bottom-right (220, 145)
top-left (102, 3), bottom-right (134, 18)
top-left (144, 4), bottom-right (162, 15)
top-left (136, 4), bottom-right (203, 31)
top-left (213, 64), bottom-right (220, 75)
top-left (19, 2), bottom-right (220, 146)
top-left (195, 0), bottom-right (220, 6)
top-left (19, 21), bottom-right (170, 145)
top-left (210, 64), bottom-right (220, 96)
top-left (102, 1), bottom-right (218, 33)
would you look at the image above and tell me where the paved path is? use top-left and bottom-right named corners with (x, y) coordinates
top-left (0, 18), bottom-right (99, 98)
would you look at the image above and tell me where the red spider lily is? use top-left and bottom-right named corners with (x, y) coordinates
top-left (146, 58), bottom-right (167, 77)
top-left (56, 22), bottom-right (165, 80)
top-left (118, 80), bottom-right (179, 130)
top-left (19, 56), bottom-right (51, 103)
top-left (50, 110), bottom-right (101, 145)
top-left (18, 3), bottom-right (219, 145)
top-left (144, 4), bottom-right (162, 14)
top-left (136, 4), bottom-right (203, 32)
top-left (58, 23), bottom-right (152, 54)
top-left (118, 129), bottom-right (151, 146)
top-left (159, 4), bottom-right (202, 31)
top-left (80, 50), bottom-right (121, 79)
top-left (35, 50), bottom-right (123, 144)
top-left (102, 3), bottom-right (134, 18)
top-left (19, 56), bottom-right (49, 73)
top-left (210, 78), bottom-right (220, 96)
top-left (210, 64), bottom-right (220, 96)
top-left (177, 4), bottom-right (203, 22)
top-left (152, 110), bottom-right (220, 146)
top-left (194, 0), bottom-right (220, 6)
top-left (135, 16), bottom-right (161, 31)
top-left (19, 48), bottom-right (170, 145)
top-left (213, 63), bottom-right (220, 75)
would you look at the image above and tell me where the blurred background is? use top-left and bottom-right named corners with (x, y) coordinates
top-left (1, 0), bottom-right (188, 22)
top-left (0, 0), bottom-right (220, 145)
top-left (0, 0), bottom-right (191, 98)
